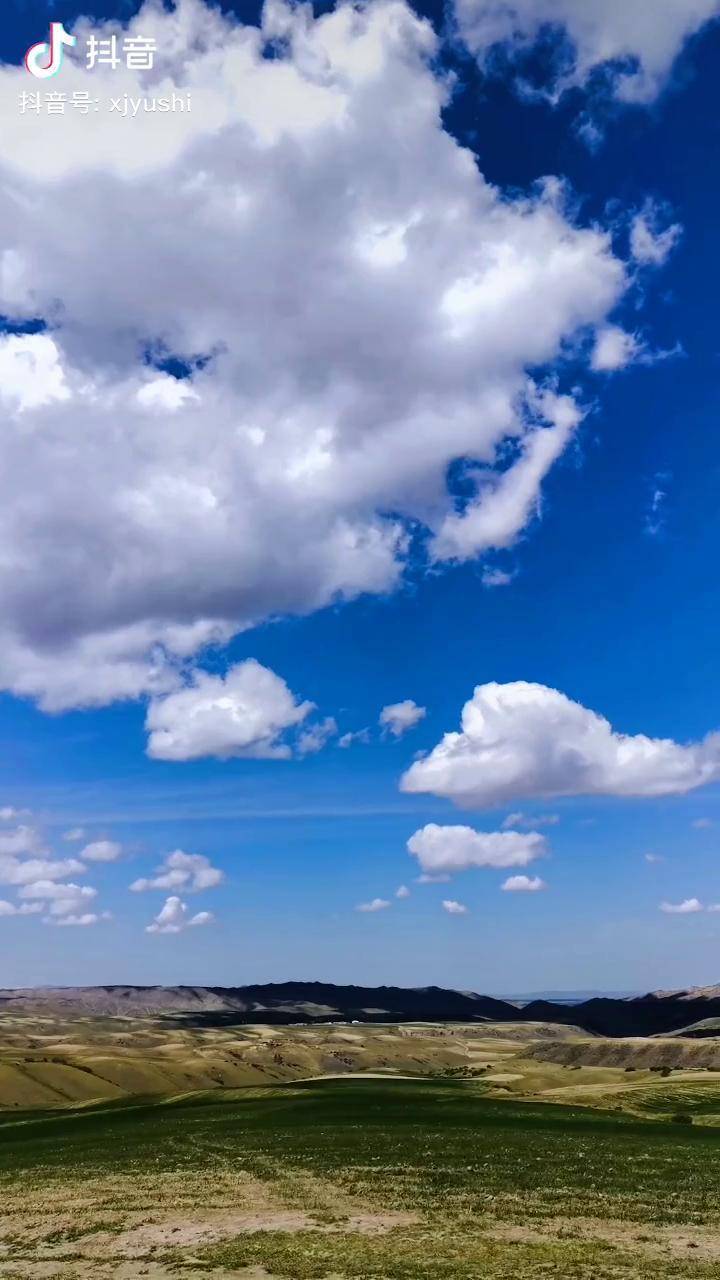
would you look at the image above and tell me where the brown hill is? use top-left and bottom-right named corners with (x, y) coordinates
top-left (526, 1036), bottom-right (720, 1070)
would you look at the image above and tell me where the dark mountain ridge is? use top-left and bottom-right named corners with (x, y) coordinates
top-left (1, 981), bottom-right (720, 1037)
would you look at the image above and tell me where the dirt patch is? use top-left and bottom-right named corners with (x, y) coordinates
top-left (44, 1209), bottom-right (418, 1257)
top-left (487, 1215), bottom-right (720, 1263)
top-left (0, 1264), bottom-right (271, 1279)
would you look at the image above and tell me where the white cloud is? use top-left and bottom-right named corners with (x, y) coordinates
top-left (46, 910), bottom-right (111, 928)
top-left (501, 874), bottom-right (546, 891)
top-left (379, 700), bottom-right (427, 738)
top-left (442, 899), bottom-right (468, 914)
top-left (136, 375), bottom-right (199, 413)
top-left (630, 202), bottom-right (683, 265)
top-left (0, 856), bottom-right (85, 886)
top-left (0, 0), bottom-right (641, 711)
top-left (660, 898), bottom-right (703, 914)
top-left (0, 826), bottom-right (45, 857)
top-left (18, 881), bottom-right (97, 917)
top-left (453, 0), bottom-right (720, 103)
top-left (62, 827), bottom-right (86, 842)
top-left (297, 716), bottom-right (338, 757)
top-left (146, 895), bottom-right (215, 934)
top-left (0, 807), bottom-right (26, 822)
top-left (415, 873), bottom-right (451, 884)
top-left (146, 660), bottom-right (312, 761)
top-left (481, 566), bottom-right (515, 588)
top-left (395, 884), bottom-right (410, 898)
top-left (431, 389), bottom-right (583, 562)
top-left (356, 897), bottom-right (391, 912)
top-left (408, 823), bottom-right (546, 874)
top-left (644, 853), bottom-right (666, 864)
top-left (80, 840), bottom-right (123, 863)
top-left (692, 818), bottom-right (713, 830)
top-left (644, 475), bottom-right (669, 538)
top-left (130, 849), bottom-right (223, 893)
top-left (0, 900), bottom-right (43, 917)
top-left (402, 681), bottom-right (720, 808)
top-left (0, 334), bottom-right (69, 412)
top-left (501, 811), bottom-right (559, 828)
top-left (591, 326), bottom-right (639, 372)
top-left (338, 728), bottom-right (371, 748)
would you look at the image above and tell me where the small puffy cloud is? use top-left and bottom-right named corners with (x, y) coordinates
top-left (356, 897), bottom-right (391, 913)
top-left (644, 477), bottom-right (669, 539)
top-left (379, 700), bottom-right (427, 738)
top-left (408, 823), bottom-right (546, 874)
top-left (80, 840), bottom-right (122, 863)
top-left (0, 334), bottom-right (69, 412)
top-left (501, 812), bottom-right (559, 829)
top-left (0, 807), bottom-right (26, 822)
top-left (453, 0), bottom-right (720, 104)
top-left (395, 884), bottom-right (411, 899)
top-left (660, 898), bottom-right (703, 914)
top-left (19, 881), bottom-right (97, 919)
top-left (0, 826), bottom-right (45, 857)
top-left (501, 874), bottom-right (547, 891)
top-left (48, 912), bottom-right (110, 928)
top-left (0, 856), bottom-right (85, 886)
top-left (338, 728), bottom-right (371, 748)
top-left (591, 326), bottom-right (639, 372)
top-left (297, 716), bottom-right (337, 757)
top-left (481, 567), bottom-right (515, 588)
top-left (186, 910), bottom-right (214, 928)
top-left (146, 660), bottom-right (313, 761)
top-left (136, 375), bottom-right (199, 413)
top-left (18, 880), bottom-right (106, 926)
top-left (63, 827), bottom-right (85, 842)
top-left (130, 849), bottom-right (223, 894)
top-left (402, 681), bottom-right (720, 808)
top-left (644, 852), bottom-right (666, 864)
top-left (0, 900), bottom-right (43, 917)
top-left (442, 899), bottom-right (468, 914)
top-left (415, 873), bottom-right (451, 884)
top-left (146, 895), bottom-right (215, 934)
top-left (630, 202), bottom-right (682, 265)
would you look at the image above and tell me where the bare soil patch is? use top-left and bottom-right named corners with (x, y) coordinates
top-left (487, 1215), bottom-right (720, 1263)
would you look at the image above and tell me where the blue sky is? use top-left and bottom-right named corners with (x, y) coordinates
top-left (2, 0), bottom-right (720, 991)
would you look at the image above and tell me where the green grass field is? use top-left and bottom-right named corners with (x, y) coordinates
top-left (0, 1077), bottom-right (719, 1278)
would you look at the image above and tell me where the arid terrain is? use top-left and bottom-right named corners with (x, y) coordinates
top-left (1, 1011), bottom-right (720, 1111)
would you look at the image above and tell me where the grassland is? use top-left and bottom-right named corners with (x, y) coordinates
top-left (1, 1017), bottom-right (720, 1277)
top-left (0, 1077), bottom-right (719, 1278)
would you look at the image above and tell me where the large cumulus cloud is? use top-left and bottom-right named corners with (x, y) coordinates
top-left (401, 681), bottom-right (720, 807)
top-left (0, 0), bottom-right (646, 709)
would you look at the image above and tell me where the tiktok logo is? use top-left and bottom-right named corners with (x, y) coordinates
top-left (25, 22), bottom-right (77, 78)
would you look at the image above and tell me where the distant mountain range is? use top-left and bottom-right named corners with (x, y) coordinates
top-left (496, 991), bottom-right (639, 1005)
top-left (2, 981), bottom-right (720, 1037)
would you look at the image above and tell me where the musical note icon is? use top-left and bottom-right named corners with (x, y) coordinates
top-left (25, 22), bottom-right (77, 79)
